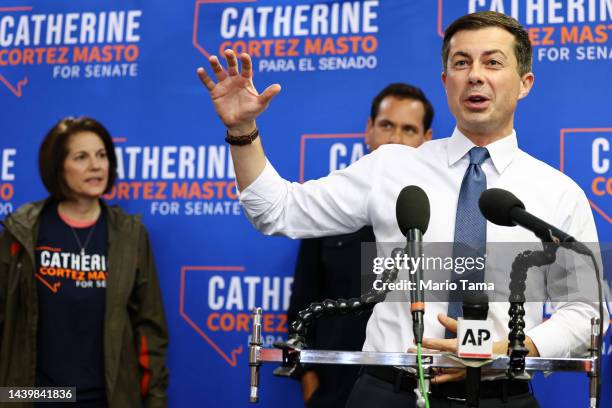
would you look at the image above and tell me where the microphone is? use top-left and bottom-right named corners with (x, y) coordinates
top-left (461, 293), bottom-right (490, 408)
top-left (478, 188), bottom-right (591, 256)
top-left (396, 185), bottom-right (430, 344)
top-left (462, 291), bottom-right (489, 320)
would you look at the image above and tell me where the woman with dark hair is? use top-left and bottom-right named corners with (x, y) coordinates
top-left (0, 117), bottom-right (169, 408)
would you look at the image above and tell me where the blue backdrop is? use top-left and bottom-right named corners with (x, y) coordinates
top-left (0, 0), bottom-right (610, 406)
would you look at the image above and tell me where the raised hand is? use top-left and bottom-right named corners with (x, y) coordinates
top-left (197, 50), bottom-right (281, 135)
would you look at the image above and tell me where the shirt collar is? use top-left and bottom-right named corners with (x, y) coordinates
top-left (447, 127), bottom-right (518, 174)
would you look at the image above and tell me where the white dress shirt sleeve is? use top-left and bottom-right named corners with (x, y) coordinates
top-left (239, 152), bottom-right (382, 239)
top-left (526, 187), bottom-right (610, 357)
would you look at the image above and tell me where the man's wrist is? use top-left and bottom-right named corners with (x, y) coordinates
top-left (227, 122), bottom-right (257, 137)
top-left (524, 335), bottom-right (540, 357)
top-left (495, 336), bottom-right (540, 357)
top-left (225, 128), bottom-right (259, 145)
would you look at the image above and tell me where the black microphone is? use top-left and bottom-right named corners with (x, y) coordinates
top-left (396, 185), bottom-right (430, 344)
top-left (479, 188), bottom-right (591, 256)
top-left (463, 292), bottom-right (489, 320)
top-left (463, 293), bottom-right (489, 408)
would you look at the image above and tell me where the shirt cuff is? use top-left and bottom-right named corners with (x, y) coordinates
top-left (525, 319), bottom-right (570, 358)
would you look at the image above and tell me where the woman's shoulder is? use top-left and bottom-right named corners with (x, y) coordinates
top-left (4, 199), bottom-right (48, 227)
top-left (102, 202), bottom-right (145, 231)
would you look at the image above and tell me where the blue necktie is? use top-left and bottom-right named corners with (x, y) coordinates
top-left (446, 147), bottom-right (489, 338)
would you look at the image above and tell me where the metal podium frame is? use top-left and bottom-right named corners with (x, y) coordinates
top-left (248, 308), bottom-right (601, 407)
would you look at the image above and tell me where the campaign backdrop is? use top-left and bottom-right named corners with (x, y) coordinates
top-left (0, 0), bottom-right (611, 406)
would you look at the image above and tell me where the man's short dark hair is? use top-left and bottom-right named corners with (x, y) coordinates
top-left (38, 116), bottom-right (118, 201)
top-left (442, 11), bottom-right (532, 76)
top-left (370, 83), bottom-right (434, 131)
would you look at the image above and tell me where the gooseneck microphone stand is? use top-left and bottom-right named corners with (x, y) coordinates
top-left (507, 242), bottom-right (559, 379)
top-left (273, 247), bottom-right (404, 377)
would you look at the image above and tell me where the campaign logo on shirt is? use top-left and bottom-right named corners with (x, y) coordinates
top-left (0, 147), bottom-right (16, 215)
top-left (300, 133), bottom-right (365, 182)
top-left (560, 127), bottom-right (612, 227)
top-left (104, 139), bottom-right (241, 217)
top-left (193, 0), bottom-right (381, 73)
top-left (0, 5), bottom-right (143, 98)
top-left (438, 1), bottom-right (612, 63)
top-left (180, 265), bottom-right (292, 366)
top-left (36, 247), bottom-right (108, 293)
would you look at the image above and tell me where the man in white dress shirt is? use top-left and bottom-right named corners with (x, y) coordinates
top-left (197, 10), bottom-right (607, 408)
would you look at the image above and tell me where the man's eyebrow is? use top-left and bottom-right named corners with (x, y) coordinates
top-left (450, 51), bottom-right (471, 59)
top-left (450, 49), bottom-right (508, 58)
top-left (482, 49), bottom-right (508, 58)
